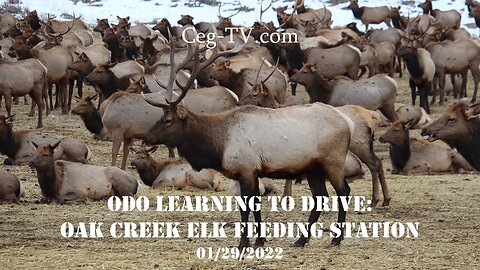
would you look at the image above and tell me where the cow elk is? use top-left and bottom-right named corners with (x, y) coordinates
top-left (380, 120), bottom-right (475, 174)
top-left (0, 170), bottom-right (25, 204)
top-left (421, 103), bottom-right (480, 170)
top-left (0, 115), bottom-right (91, 165)
top-left (130, 145), bottom-right (224, 191)
top-left (347, 0), bottom-right (391, 32)
top-left (28, 142), bottom-right (138, 203)
top-left (418, 0), bottom-right (461, 29)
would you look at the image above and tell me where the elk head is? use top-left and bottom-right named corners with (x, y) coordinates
top-left (127, 77), bottom-right (150, 93)
top-left (238, 59), bottom-right (280, 108)
top-left (142, 30), bottom-right (242, 146)
top-left (94, 18), bottom-right (110, 33)
top-left (69, 52), bottom-right (93, 77)
top-left (129, 145), bottom-right (158, 171)
top-left (421, 103), bottom-right (471, 142)
top-left (378, 120), bottom-right (415, 146)
top-left (177, 15), bottom-right (194, 26)
top-left (28, 141), bottom-right (61, 171)
top-left (85, 62), bottom-right (116, 85)
top-left (71, 95), bottom-right (97, 116)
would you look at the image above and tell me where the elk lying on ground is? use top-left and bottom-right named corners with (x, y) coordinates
top-left (28, 142), bottom-right (139, 203)
top-left (418, 0), bottom-right (461, 29)
top-left (421, 103), bottom-right (480, 170)
top-left (290, 64), bottom-right (398, 122)
top-left (395, 103), bottom-right (432, 129)
top-left (0, 170), bottom-right (25, 204)
top-left (380, 120), bottom-right (475, 174)
top-left (347, 0), bottom-right (391, 32)
top-left (396, 45), bottom-right (435, 114)
top-left (0, 115), bottom-right (91, 165)
top-left (230, 177), bottom-right (279, 196)
top-left (143, 37), bottom-right (354, 248)
top-left (130, 145), bottom-right (224, 191)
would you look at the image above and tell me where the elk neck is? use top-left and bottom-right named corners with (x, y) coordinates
top-left (350, 5), bottom-right (364, 20)
top-left (0, 127), bottom-right (22, 159)
top-left (445, 118), bottom-right (480, 170)
top-left (176, 112), bottom-right (228, 172)
top-left (305, 74), bottom-right (333, 103)
top-left (83, 108), bottom-right (104, 135)
top-left (389, 136), bottom-right (411, 171)
top-left (401, 51), bottom-right (424, 80)
top-left (36, 161), bottom-right (58, 201)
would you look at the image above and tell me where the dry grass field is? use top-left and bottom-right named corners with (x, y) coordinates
top-left (0, 69), bottom-right (479, 270)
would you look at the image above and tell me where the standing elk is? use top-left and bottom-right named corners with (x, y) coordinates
top-left (130, 145), bottom-right (224, 191)
top-left (28, 142), bottom-right (138, 203)
top-left (290, 63), bottom-right (398, 122)
top-left (304, 44), bottom-right (361, 80)
top-left (421, 103), bottom-right (480, 170)
top-left (396, 45), bottom-right (436, 114)
top-left (142, 37), bottom-right (354, 248)
top-left (418, 0), bottom-right (461, 29)
top-left (0, 170), bottom-right (25, 204)
top-left (0, 57), bottom-right (48, 128)
top-left (0, 115), bottom-right (91, 165)
top-left (379, 120), bottom-right (475, 174)
top-left (347, 0), bottom-right (391, 32)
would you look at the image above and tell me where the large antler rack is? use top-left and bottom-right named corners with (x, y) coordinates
top-left (148, 28), bottom-right (243, 108)
top-left (217, 2), bottom-right (242, 19)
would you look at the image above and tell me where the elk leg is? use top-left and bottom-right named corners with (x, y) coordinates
top-left (439, 72), bottom-right (446, 105)
top-left (237, 172), bottom-right (259, 249)
top-left (470, 62), bottom-right (480, 103)
top-left (168, 147), bottom-right (175, 158)
top-left (4, 92), bottom-right (12, 117)
top-left (61, 78), bottom-right (69, 114)
top-left (68, 78), bottom-right (75, 113)
top-left (290, 82), bottom-right (297, 96)
top-left (396, 56), bottom-right (403, 78)
top-left (121, 138), bottom-right (133, 170)
top-left (30, 90), bottom-right (44, 128)
top-left (422, 82), bottom-right (431, 114)
top-left (77, 78), bottom-right (83, 98)
top-left (48, 84), bottom-right (53, 111)
top-left (13, 96), bottom-right (19, 105)
top-left (292, 166), bottom-right (328, 247)
top-left (461, 71), bottom-right (468, 98)
top-left (409, 79), bottom-right (416, 106)
top-left (24, 96), bottom-right (28, 105)
top-left (111, 133), bottom-right (122, 167)
top-left (283, 179), bottom-right (293, 197)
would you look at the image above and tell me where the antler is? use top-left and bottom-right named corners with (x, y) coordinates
top-left (148, 28), bottom-right (243, 108)
top-left (45, 14), bottom-right (77, 38)
top-left (217, 2), bottom-right (242, 19)
top-left (278, 0), bottom-right (302, 29)
top-left (260, 0), bottom-right (273, 23)
top-left (261, 58), bottom-right (280, 85)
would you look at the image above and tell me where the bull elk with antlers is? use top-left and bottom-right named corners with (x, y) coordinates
top-left (142, 31), bottom-right (354, 249)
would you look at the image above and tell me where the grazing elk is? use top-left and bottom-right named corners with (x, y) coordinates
top-left (142, 37), bottom-right (354, 249)
top-left (290, 64), bottom-right (398, 122)
top-left (0, 170), bottom-right (25, 204)
top-left (421, 103), bottom-right (480, 170)
top-left (0, 115), bottom-right (91, 165)
top-left (379, 120), bottom-right (474, 174)
top-left (396, 45), bottom-right (435, 114)
top-left (347, 0), bottom-right (391, 32)
top-left (130, 145), bottom-right (224, 191)
top-left (28, 142), bottom-right (138, 203)
top-left (418, 0), bottom-right (461, 29)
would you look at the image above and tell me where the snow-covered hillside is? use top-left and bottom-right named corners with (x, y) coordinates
top-left (10, 0), bottom-right (480, 36)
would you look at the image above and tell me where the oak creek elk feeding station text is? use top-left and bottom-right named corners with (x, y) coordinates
top-left (59, 196), bottom-right (420, 240)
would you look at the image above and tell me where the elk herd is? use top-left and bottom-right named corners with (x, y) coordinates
top-left (1, 0), bottom-right (480, 248)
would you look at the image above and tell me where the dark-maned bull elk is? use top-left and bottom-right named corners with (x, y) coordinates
top-left (421, 103), bottom-right (480, 170)
top-left (130, 145), bottom-right (224, 191)
top-left (28, 142), bottom-right (139, 203)
top-left (347, 0), bottom-right (391, 32)
top-left (379, 120), bottom-right (475, 174)
top-left (0, 170), bottom-right (25, 204)
top-left (142, 35), bottom-right (354, 249)
top-left (0, 115), bottom-right (91, 165)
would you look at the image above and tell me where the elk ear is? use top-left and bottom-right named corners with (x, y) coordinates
top-left (147, 145), bottom-right (158, 153)
top-left (404, 118), bottom-right (415, 130)
top-left (80, 52), bottom-right (88, 61)
top-left (129, 146), bottom-right (136, 154)
top-left (126, 16), bottom-right (130, 21)
top-left (31, 141), bottom-right (39, 149)
top-left (151, 35), bottom-right (158, 41)
top-left (140, 76), bottom-right (146, 85)
top-left (50, 141), bottom-right (61, 150)
top-left (224, 60), bottom-right (230, 67)
top-left (176, 105), bottom-right (189, 119)
top-left (311, 64), bottom-right (318, 72)
top-left (116, 16), bottom-right (121, 20)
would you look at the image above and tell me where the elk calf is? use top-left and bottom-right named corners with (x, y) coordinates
top-left (28, 142), bottom-right (139, 203)
top-left (130, 145), bottom-right (224, 191)
top-left (0, 170), bottom-right (25, 203)
top-left (379, 120), bottom-right (474, 174)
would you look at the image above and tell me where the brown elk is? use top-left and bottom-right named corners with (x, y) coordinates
top-left (304, 44), bottom-right (361, 80)
top-left (469, 5), bottom-right (480, 35)
top-left (142, 36), bottom-right (354, 248)
top-left (425, 39), bottom-right (480, 104)
top-left (372, 41), bottom-right (396, 77)
top-left (71, 94), bottom-right (110, 140)
top-left (421, 103), bottom-right (480, 170)
top-left (0, 115), bottom-right (91, 165)
top-left (379, 120), bottom-right (474, 174)
top-left (93, 18), bottom-right (110, 36)
top-left (0, 57), bottom-right (48, 127)
top-left (418, 0), bottom-right (461, 29)
top-left (388, 6), bottom-right (408, 30)
top-left (290, 63), bottom-right (398, 122)
top-left (130, 145), bottom-right (224, 191)
top-left (396, 45), bottom-right (436, 114)
top-left (466, 0), bottom-right (480, 13)
top-left (395, 103), bottom-right (432, 129)
top-left (28, 142), bottom-right (138, 203)
top-left (0, 170), bottom-right (25, 204)
top-left (347, 0), bottom-right (391, 32)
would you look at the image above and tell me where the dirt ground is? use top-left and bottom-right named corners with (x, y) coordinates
top-left (0, 67), bottom-right (479, 270)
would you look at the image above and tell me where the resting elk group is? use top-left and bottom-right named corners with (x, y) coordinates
top-left (0, 0), bottom-right (479, 249)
